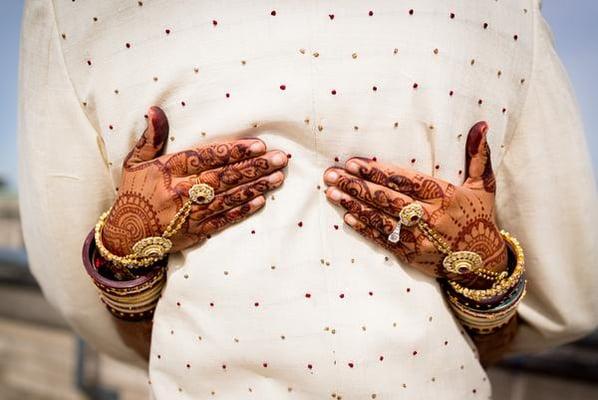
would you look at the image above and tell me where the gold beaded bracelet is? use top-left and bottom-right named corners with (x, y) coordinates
top-left (95, 182), bottom-right (215, 269)
top-left (394, 203), bottom-right (508, 282)
top-left (82, 229), bottom-right (168, 321)
top-left (447, 230), bottom-right (525, 303)
top-left (390, 203), bottom-right (527, 333)
top-left (447, 274), bottom-right (527, 334)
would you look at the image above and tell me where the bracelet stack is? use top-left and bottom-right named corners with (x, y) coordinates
top-left (83, 230), bottom-right (167, 320)
top-left (443, 230), bottom-right (527, 335)
top-left (446, 276), bottom-right (526, 334)
top-left (82, 181), bottom-right (216, 321)
top-left (389, 202), bottom-right (527, 336)
top-left (94, 182), bottom-right (215, 270)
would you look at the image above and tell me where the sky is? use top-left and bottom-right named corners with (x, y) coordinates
top-left (0, 1), bottom-right (596, 191)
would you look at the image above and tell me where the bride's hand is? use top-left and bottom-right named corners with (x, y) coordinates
top-left (323, 122), bottom-right (507, 287)
top-left (102, 106), bottom-right (288, 256)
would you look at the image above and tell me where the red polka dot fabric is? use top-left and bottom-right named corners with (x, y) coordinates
top-left (29, 0), bottom-right (545, 398)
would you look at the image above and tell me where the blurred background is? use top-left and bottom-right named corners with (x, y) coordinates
top-left (0, 1), bottom-right (596, 399)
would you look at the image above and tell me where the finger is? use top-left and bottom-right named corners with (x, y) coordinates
top-left (184, 171), bottom-right (284, 221)
top-left (194, 195), bottom-right (266, 236)
top-left (163, 138), bottom-right (267, 176)
top-left (464, 121), bottom-right (496, 193)
top-left (342, 157), bottom-right (448, 201)
top-left (124, 106), bottom-right (169, 168)
top-left (323, 167), bottom-right (413, 216)
top-left (325, 187), bottom-right (399, 235)
top-left (342, 213), bottom-right (409, 260)
top-left (197, 150), bottom-right (288, 193)
top-left (345, 213), bottom-right (439, 276)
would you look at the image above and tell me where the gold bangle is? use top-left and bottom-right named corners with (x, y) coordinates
top-left (101, 298), bottom-right (160, 320)
top-left (447, 277), bottom-right (526, 334)
top-left (447, 230), bottom-right (525, 303)
top-left (95, 182), bottom-right (214, 269)
top-left (97, 268), bottom-right (166, 318)
top-left (101, 282), bottom-right (165, 305)
top-left (101, 293), bottom-right (160, 311)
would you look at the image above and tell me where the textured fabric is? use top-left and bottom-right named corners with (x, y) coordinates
top-left (18, 0), bottom-right (597, 399)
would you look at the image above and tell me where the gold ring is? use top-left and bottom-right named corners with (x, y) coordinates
top-left (189, 182), bottom-right (215, 204)
top-left (399, 202), bottom-right (424, 227)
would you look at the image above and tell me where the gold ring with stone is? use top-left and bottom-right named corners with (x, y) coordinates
top-left (442, 251), bottom-right (483, 274)
top-left (399, 202), bottom-right (425, 227)
top-left (388, 202), bottom-right (425, 243)
top-left (189, 181), bottom-right (215, 204)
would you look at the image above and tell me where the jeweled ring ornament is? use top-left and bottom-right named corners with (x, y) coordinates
top-left (131, 236), bottom-right (173, 258)
top-left (189, 182), bottom-right (215, 204)
top-left (386, 202), bottom-right (500, 281)
top-left (399, 202), bottom-right (425, 226)
top-left (387, 223), bottom-right (402, 243)
top-left (387, 202), bottom-right (424, 243)
top-left (443, 251), bottom-right (483, 274)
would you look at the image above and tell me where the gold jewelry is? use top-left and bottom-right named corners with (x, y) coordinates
top-left (388, 202), bottom-right (426, 243)
top-left (447, 275), bottom-right (526, 334)
top-left (131, 237), bottom-right (173, 258)
top-left (93, 267), bottom-right (166, 296)
top-left (95, 182), bottom-right (214, 268)
top-left (189, 182), bottom-right (215, 204)
top-left (448, 231), bottom-right (525, 303)
top-left (443, 251), bottom-right (483, 274)
top-left (397, 202), bottom-right (504, 280)
top-left (95, 261), bottom-right (166, 319)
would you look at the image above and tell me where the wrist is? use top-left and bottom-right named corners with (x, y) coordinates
top-left (102, 208), bottom-right (140, 256)
top-left (101, 194), bottom-right (166, 257)
top-left (82, 229), bottom-right (167, 321)
top-left (450, 237), bottom-right (509, 290)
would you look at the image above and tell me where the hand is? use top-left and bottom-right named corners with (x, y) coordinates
top-left (102, 106), bottom-right (289, 256)
top-left (323, 122), bottom-right (507, 287)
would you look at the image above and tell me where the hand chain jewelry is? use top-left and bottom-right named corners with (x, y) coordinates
top-left (447, 230), bottom-right (526, 303)
top-left (95, 182), bottom-right (215, 269)
top-left (388, 202), bottom-right (508, 282)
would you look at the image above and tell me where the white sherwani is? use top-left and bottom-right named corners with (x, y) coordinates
top-left (18, 0), bottom-right (597, 399)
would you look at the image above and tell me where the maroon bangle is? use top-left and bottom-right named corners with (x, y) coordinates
top-left (82, 229), bottom-right (167, 321)
top-left (441, 244), bottom-right (520, 310)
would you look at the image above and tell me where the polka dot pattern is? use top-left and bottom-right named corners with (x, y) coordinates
top-left (51, 0), bottom-right (535, 398)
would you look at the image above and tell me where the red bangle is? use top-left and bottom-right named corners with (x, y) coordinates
top-left (82, 229), bottom-right (167, 321)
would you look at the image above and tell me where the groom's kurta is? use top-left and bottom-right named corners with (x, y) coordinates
top-left (18, 0), bottom-right (597, 399)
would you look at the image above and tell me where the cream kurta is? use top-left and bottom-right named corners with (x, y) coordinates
top-left (18, 0), bottom-right (597, 399)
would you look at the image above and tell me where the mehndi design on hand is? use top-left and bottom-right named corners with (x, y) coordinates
top-left (324, 122), bottom-right (507, 288)
top-left (102, 106), bottom-right (289, 256)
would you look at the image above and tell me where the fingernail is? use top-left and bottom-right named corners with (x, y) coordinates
top-left (251, 196), bottom-right (265, 206)
top-left (249, 141), bottom-right (266, 153)
top-left (149, 107), bottom-right (168, 146)
top-left (345, 214), bottom-right (358, 226)
top-left (267, 171), bottom-right (284, 183)
top-left (271, 152), bottom-right (287, 166)
top-left (324, 170), bottom-right (339, 183)
top-left (345, 161), bottom-right (359, 174)
top-left (467, 131), bottom-right (483, 156)
top-left (467, 122), bottom-right (488, 156)
top-left (327, 188), bottom-right (342, 201)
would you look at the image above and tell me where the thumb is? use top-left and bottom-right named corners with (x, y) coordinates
top-left (124, 106), bottom-right (169, 168)
top-left (463, 121), bottom-right (496, 193)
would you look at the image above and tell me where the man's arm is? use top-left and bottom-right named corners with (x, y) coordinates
top-left (18, 0), bottom-right (142, 364)
top-left (494, 1), bottom-right (598, 354)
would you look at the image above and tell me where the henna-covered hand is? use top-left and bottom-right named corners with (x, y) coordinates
top-left (323, 122), bottom-right (507, 288)
top-left (102, 106), bottom-right (289, 256)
